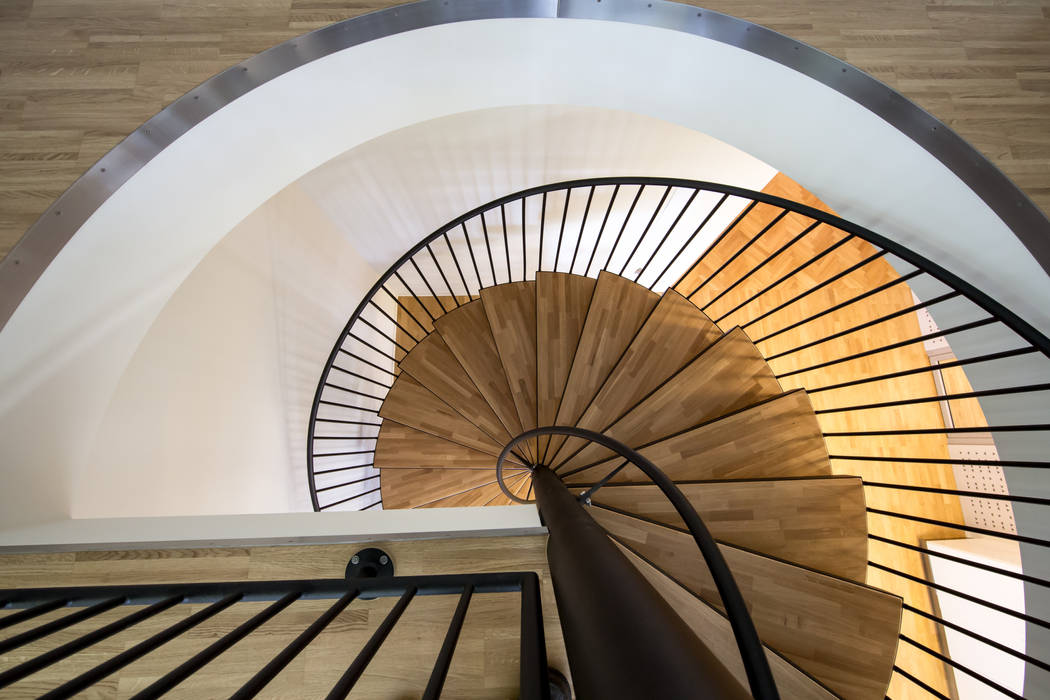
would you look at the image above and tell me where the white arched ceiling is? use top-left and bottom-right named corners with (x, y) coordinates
top-left (1, 17), bottom-right (1047, 526)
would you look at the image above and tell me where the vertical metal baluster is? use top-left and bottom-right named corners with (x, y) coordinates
top-left (367, 300), bottom-right (421, 344)
top-left (443, 231), bottom-right (474, 301)
top-left (426, 243), bottom-right (461, 309)
top-left (479, 212), bottom-right (498, 286)
top-left (231, 589), bottom-right (359, 699)
top-left (325, 587), bottom-right (417, 699)
top-left (602, 185), bottom-right (646, 272)
top-left (501, 203), bottom-right (512, 282)
top-left (519, 573), bottom-right (550, 700)
top-left (686, 208), bottom-right (789, 298)
top-left (461, 222), bottom-right (484, 293)
top-left (671, 199), bottom-right (759, 291)
top-left (421, 585), bottom-right (474, 700)
top-left (618, 185), bottom-right (671, 276)
top-left (380, 285), bottom-right (429, 337)
top-left (0, 599), bottom-right (68, 632)
top-left (0, 597), bottom-right (123, 655)
top-left (569, 186), bottom-right (596, 275)
top-left (521, 197), bottom-right (528, 281)
top-left (538, 192), bottom-right (547, 273)
top-left (649, 192), bottom-right (727, 290)
top-left (554, 188), bottom-right (572, 273)
top-left (409, 257), bottom-right (448, 315)
top-left (585, 184), bottom-right (620, 277)
top-left (392, 270), bottom-right (436, 324)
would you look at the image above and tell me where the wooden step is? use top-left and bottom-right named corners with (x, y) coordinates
top-left (399, 333), bottom-right (516, 449)
top-left (556, 327), bottom-right (782, 472)
top-left (536, 272), bottom-right (596, 459)
top-left (544, 271), bottom-right (659, 462)
top-left (548, 288), bottom-right (722, 466)
top-left (434, 300), bottom-right (532, 461)
top-left (562, 390), bottom-right (828, 484)
top-left (420, 478), bottom-right (521, 508)
top-left (481, 281), bottom-right (539, 456)
top-left (617, 543), bottom-right (838, 700)
top-left (380, 466), bottom-right (529, 508)
top-left (375, 422), bottom-right (524, 470)
top-left (591, 477), bottom-right (867, 581)
top-left (593, 507), bottom-right (901, 700)
top-left (378, 375), bottom-right (509, 458)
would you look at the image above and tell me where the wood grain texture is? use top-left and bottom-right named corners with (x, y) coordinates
top-left (374, 421), bottom-right (522, 470)
top-left (481, 281), bottom-right (538, 452)
top-left (563, 390), bottom-right (829, 485)
top-left (557, 327), bottom-right (783, 471)
top-left (545, 270), bottom-right (659, 462)
top-left (0, 536), bottom-right (568, 699)
top-left (380, 466), bottom-right (528, 509)
top-left (434, 300), bottom-right (531, 461)
top-left (593, 477), bottom-right (867, 581)
top-left (550, 288), bottom-right (723, 466)
top-left (617, 543), bottom-right (838, 700)
top-left (378, 374), bottom-right (505, 457)
top-left (594, 507), bottom-right (902, 700)
top-left (535, 271), bottom-right (596, 458)
top-left (398, 332), bottom-right (515, 448)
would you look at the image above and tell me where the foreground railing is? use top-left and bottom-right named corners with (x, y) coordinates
top-left (308, 176), bottom-right (1050, 699)
top-left (0, 572), bottom-right (549, 699)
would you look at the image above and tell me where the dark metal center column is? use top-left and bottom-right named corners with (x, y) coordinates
top-left (532, 465), bottom-right (750, 700)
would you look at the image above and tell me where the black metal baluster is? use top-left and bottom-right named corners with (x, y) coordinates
top-left (538, 192), bottom-right (547, 273)
top-left (650, 192), bottom-right (728, 291)
top-left (443, 232), bottom-right (475, 301)
top-left (410, 257), bottom-right (448, 315)
top-left (0, 597), bottom-right (124, 655)
top-left (900, 635), bottom-right (1023, 700)
top-left (426, 243), bottom-right (461, 309)
top-left (336, 350), bottom-right (397, 378)
top-left (619, 185), bottom-right (672, 277)
top-left (392, 270), bottom-right (436, 323)
top-left (479, 212), bottom-right (498, 286)
top-left (329, 364), bottom-right (394, 389)
top-left (231, 589), bottom-right (358, 699)
top-left (315, 476), bottom-right (381, 493)
top-left (634, 188), bottom-right (700, 284)
top-left (356, 316), bottom-right (411, 356)
top-left (325, 587), bottom-right (417, 699)
top-left (348, 332), bottom-right (400, 365)
top-left (421, 585), bottom-right (474, 700)
top-left (569, 186), bottom-right (596, 275)
top-left (367, 300), bottom-right (420, 344)
top-left (817, 383), bottom-right (1050, 414)
top-left (518, 573), bottom-right (550, 700)
top-left (687, 209), bottom-right (789, 298)
top-left (869, 533), bottom-right (1050, 588)
top-left (521, 197), bottom-right (528, 281)
top-left (379, 286), bottom-right (429, 337)
top-left (585, 184), bottom-right (620, 277)
top-left (461, 222), bottom-right (484, 292)
top-left (554, 188), bottom-right (572, 273)
top-left (314, 464), bottom-right (378, 476)
top-left (671, 199), bottom-right (759, 290)
top-left (603, 185), bottom-right (646, 272)
top-left (131, 592), bottom-right (301, 699)
top-left (320, 486), bottom-right (382, 510)
top-left (0, 598), bottom-right (68, 632)
top-left (501, 203), bottom-right (512, 282)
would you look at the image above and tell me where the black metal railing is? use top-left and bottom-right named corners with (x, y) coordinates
top-left (0, 572), bottom-right (548, 699)
top-left (500, 426), bottom-right (778, 700)
top-left (308, 176), bottom-right (1050, 700)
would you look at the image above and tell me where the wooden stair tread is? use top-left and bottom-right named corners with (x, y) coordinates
top-left (550, 288), bottom-right (722, 465)
top-left (434, 300), bottom-right (532, 461)
top-left (545, 271), bottom-right (659, 461)
top-left (380, 467), bottom-right (529, 509)
top-left (557, 327), bottom-right (782, 471)
top-left (593, 507), bottom-right (901, 700)
top-left (562, 390), bottom-right (828, 484)
top-left (591, 477), bottom-right (867, 581)
top-left (378, 375), bottom-right (507, 457)
top-left (399, 333), bottom-right (515, 448)
top-left (418, 479), bottom-right (522, 508)
top-left (481, 281), bottom-right (539, 451)
top-left (616, 542), bottom-right (838, 700)
top-left (375, 422), bottom-right (523, 470)
top-left (536, 272), bottom-right (596, 459)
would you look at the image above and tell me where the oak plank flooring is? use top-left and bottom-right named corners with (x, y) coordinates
top-left (562, 390), bottom-right (829, 485)
top-left (617, 543), bottom-right (838, 700)
top-left (434, 300), bottom-right (531, 461)
top-left (0, 536), bottom-right (568, 699)
top-left (556, 327), bottom-right (782, 471)
top-left (378, 374), bottom-right (506, 457)
top-left (594, 507), bottom-right (902, 700)
top-left (593, 477), bottom-right (868, 582)
top-left (398, 332), bottom-right (515, 449)
top-left (535, 271), bottom-right (595, 459)
top-left (551, 289), bottom-right (723, 467)
top-left (545, 270), bottom-right (659, 462)
top-left (374, 421), bottom-right (522, 470)
top-left (481, 281), bottom-right (538, 455)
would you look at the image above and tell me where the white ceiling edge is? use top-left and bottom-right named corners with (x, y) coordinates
top-left (0, 17), bottom-right (1048, 525)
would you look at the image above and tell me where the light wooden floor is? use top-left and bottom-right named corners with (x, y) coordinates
top-left (0, 1), bottom-right (1049, 260)
top-left (0, 535), bottom-right (569, 699)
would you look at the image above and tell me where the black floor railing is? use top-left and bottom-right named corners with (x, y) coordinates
top-left (0, 572), bottom-right (548, 699)
top-left (308, 176), bottom-right (1050, 700)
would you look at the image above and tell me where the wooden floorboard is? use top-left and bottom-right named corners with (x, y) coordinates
top-left (481, 281), bottom-right (539, 455)
top-left (618, 543), bottom-right (838, 700)
top-left (593, 477), bottom-right (868, 582)
top-left (595, 507), bottom-right (902, 700)
top-left (535, 271), bottom-right (595, 459)
top-left (545, 271), bottom-right (659, 463)
top-left (557, 327), bottom-right (782, 471)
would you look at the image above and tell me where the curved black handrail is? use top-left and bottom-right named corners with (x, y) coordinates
top-left (496, 425), bottom-right (779, 700)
